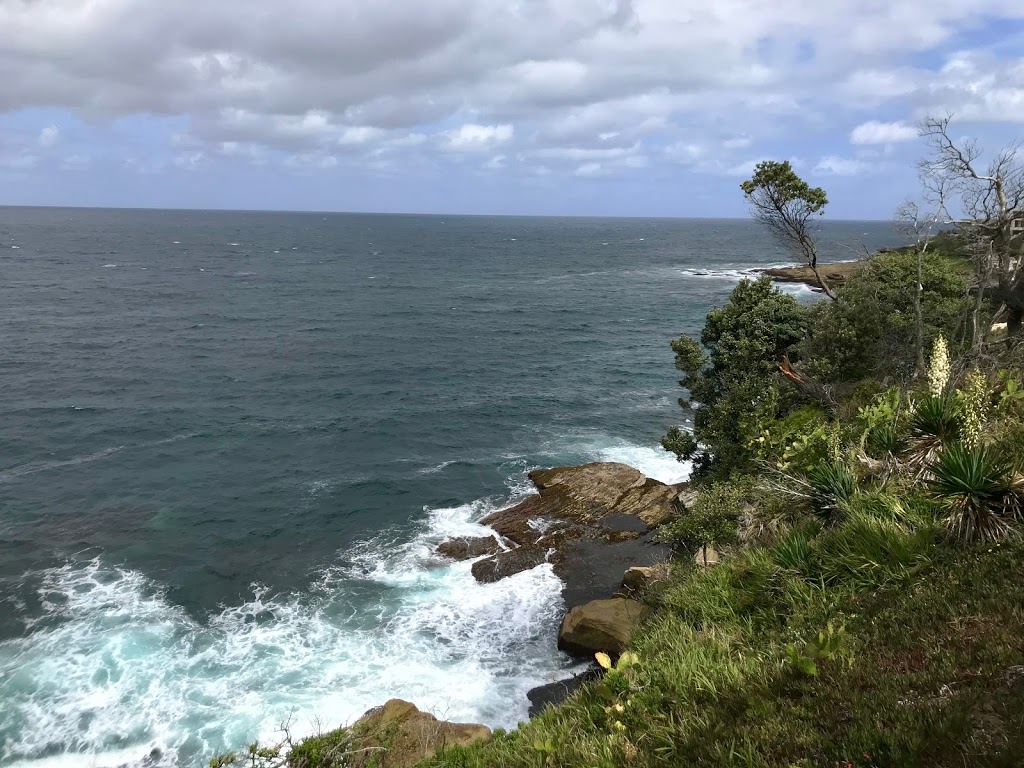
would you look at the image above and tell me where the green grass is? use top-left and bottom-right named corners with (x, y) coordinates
top-left (420, 532), bottom-right (1024, 768)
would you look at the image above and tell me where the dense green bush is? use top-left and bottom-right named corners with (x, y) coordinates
top-left (663, 277), bottom-right (808, 479)
top-left (799, 250), bottom-right (971, 383)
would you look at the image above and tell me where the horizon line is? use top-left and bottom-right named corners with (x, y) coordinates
top-left (0, 203), bottom-right (898, 224)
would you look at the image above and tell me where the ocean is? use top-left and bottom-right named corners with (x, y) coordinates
top-left (0, 208), bottom-right (904, 768)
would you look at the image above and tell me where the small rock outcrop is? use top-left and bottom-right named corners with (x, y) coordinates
top-left (471, 546), bottom-right (548, 583)
top-left (348, 699), bottom-right (491, 768)
top-left (456, 463), bottom-right (682, 591)
top-left (694, 546), bottom-right (721, 567)
top-left (557, 597), bottom-right (650, 657)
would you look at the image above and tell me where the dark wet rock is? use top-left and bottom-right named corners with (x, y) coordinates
top-left (557, 597), bottom-right (651, 657)
top-left (558, 531), bottom-right (671, 609)
top-left (471, 547), bottom-right (549, 583)
top-left (435, 536), bottom-right (504, 561)
top-left (603, 513), bottom-right (648, 533)
top-left (527, 665), bottom-right (602, 717)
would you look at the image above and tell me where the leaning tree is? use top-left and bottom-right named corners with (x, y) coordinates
top-left (740, 160), bottom-right (836, 300)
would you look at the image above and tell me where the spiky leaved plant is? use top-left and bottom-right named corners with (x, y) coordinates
top-left (907, 392), bottom-right (962, 473)
top-left (927, 335), bottom-right (950, 396)
top-left (927, 443), bottom-right (1024, 542)
top-left (805, 461), bottom-right (858, 526)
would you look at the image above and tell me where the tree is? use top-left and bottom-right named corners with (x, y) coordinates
top-left (663, 277), bottom-right (808, 480)
top-left (740, 160), bottom-right (836, 299)
top-left (798, 249), bottom-right (971, 385)
top-left (894, 170), bottom-right (953, 375)
top-left (918, 115), bottom-right (1024, 343)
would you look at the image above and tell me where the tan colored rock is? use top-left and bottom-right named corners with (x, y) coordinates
top-left (694, 546), bottom-right (721, 567)
top-left (348, 699), bottom-right (491, 768)
top-left (480, 463), bottom-right (677, 544)
top-left (622, 563), bottom-right (669, 593)
top-left (557, 597), bottom-right (650, 657)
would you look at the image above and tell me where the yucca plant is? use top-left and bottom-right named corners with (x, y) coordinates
top-left (805, 461), bottom-right (858, 525)
top-left (927, 443), bottom-right (1024, 542)
top-left (907, 392), bottom-right (962, 472)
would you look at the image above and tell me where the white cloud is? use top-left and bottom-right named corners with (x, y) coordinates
top-left (444, 123), bottom-right (514, 151)
top-left (850, 120), bottom-right (918, 144)
top-left (814, 155), bottom-right (875, 176)
top-left (38, 125), bottom-right (60, 147)
top-left (0, 0), bottom-right (1023, 187)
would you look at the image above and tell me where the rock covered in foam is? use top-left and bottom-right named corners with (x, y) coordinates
top-left (557, 597), bottom-right (650, 657)
top-left (434, 535), bottom-right (506, 561)
top-left (349, 699), bottom-right (491, 768)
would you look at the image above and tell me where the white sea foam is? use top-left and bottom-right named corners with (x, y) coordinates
top-left (0, 500), bottom-right (572, 768)
top-left (102, 264), bottom-right (118, 268)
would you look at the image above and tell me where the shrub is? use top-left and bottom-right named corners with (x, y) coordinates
top-left (798, 251), bottom-right (971, 384)
top-left (927, 443), bottom-right (1024, 542)
top-left (907, 392), bottom-right (962, 470)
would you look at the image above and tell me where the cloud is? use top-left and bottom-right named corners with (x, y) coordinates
top-left (38, 125), bottom-right (60, 147)
top-left (814, 155), bottom-right (876, 176)
top-left (444, 123), bottom-right (514, 151)
top-left (0, 0), bottom-right (1023, 208)
top-left (850, 120), bottom-right (918, 144)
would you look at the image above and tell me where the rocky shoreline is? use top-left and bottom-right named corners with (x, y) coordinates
top-left (329, 461), bottom-right (700, 767)
top-left (758, 259), bottom-right (863, 290)
top-left (442, 464), bottom-right (696, 718)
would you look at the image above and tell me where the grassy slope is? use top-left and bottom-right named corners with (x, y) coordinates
top-left (422, 532), bottom-right (1024, 768)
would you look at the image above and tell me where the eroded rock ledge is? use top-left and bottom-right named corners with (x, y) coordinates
top-left (434, 462), bottom-right (692, 608)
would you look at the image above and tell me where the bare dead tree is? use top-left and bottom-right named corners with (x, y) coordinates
top-left (893, 171), bottom-right (953, 375)
top-left (918, 115), bottom-right (1024, 343)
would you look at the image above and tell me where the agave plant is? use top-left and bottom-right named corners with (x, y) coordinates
top-left (907, 393), bottom-right (963, 472)
top-left (927, 443), bottom-right (1024, 542)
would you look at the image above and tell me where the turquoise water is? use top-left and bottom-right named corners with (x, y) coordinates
top-left (0, 209), bottom-right (903, 767)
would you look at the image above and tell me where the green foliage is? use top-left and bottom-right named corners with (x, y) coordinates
top-left (740, 161), bottom-right (829, 215)
top-left (658, 479), bottom-right (746, 551)
top-left (754, 405), bottom-right (832, 473)
top-left (784, 622), bottom-right (853, 678)
top-left (927, 443), bottom-right (1024, 542)
top-left (798, 251), bottom-right (971, 383)
top-left (907, 392), bottom-right (963, 470)
top-left (805, 461), bottom-right (858, 525)
top-left (663, 277), bottom-right (809, 479)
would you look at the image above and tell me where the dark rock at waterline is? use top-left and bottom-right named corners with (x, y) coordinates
top-left (471, 546), bottom-right (549, 583)
top-left (558, 530), bottom-right (671, 609)
top-left (527, 664), bottom-right (603, 717)
top-left (435, 535), bottom-right (505, 561)
top-left (558, 597), bottom-right (650, 657)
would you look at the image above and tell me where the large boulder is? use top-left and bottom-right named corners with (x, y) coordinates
top-left (557, 597), bottom-right (650, 657)
top-left (348, 699), bottom-right (491, 768)
top-left (621, 563), bottom-right (669, 594)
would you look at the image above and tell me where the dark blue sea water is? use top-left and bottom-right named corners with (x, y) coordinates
top-left (0, 208), bottom-right (904, 768)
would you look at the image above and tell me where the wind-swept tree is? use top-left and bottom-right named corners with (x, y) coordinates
top-left (918, 115), bottom-right (1024, 344)
top-left (741, 160), bottom-right (836, 299)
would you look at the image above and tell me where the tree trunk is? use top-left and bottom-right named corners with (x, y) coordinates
top-left (809, 264), bottom-right (837, 300)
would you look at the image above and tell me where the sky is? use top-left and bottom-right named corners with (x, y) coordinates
top-left (1, 0), bottom-right (1024, 218)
